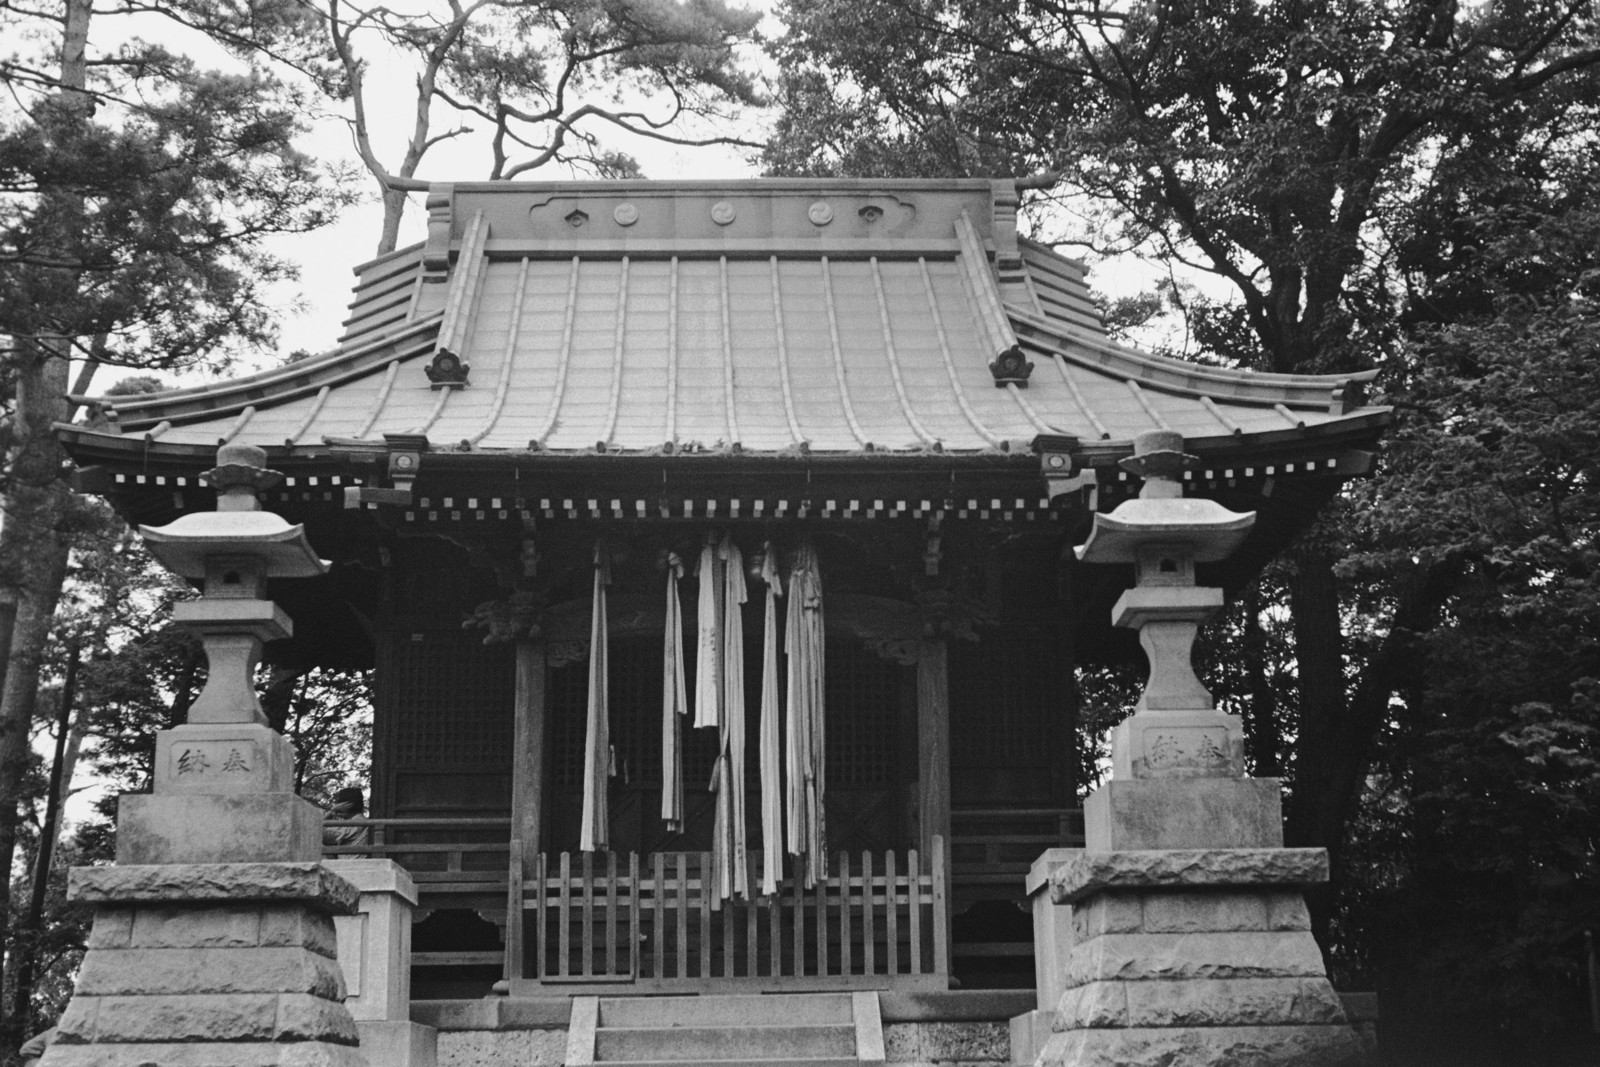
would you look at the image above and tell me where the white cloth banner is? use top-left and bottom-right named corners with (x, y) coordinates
top-left (784, 539), bottom-right (826, 885)
top-left (661, 552), bottom-right (688, 831)
top-left (758, 543), bottom-right (784, 895)
top-left (579, 544), bottom-right (611, 852)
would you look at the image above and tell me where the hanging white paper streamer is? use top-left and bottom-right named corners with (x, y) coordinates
top-left (758, 542), bottom-right (785, 895)
top-left (785, 539), bottom-right (826, 885)
top-left (661, 552), bottom-right (688, 831)
top-left (579, 543), bottom-right (611, 852)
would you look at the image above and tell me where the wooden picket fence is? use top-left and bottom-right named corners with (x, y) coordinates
top-left (503, 838), bottom-right (948, 993)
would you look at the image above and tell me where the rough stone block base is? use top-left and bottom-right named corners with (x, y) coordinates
top-left (1038, 848), bottom-right (1368, 1067)
top-left (1038, 1023), bottom-right (1369, 1066)
top-left (42, 863), bottom-right (365, 1067)
top-left (436, 1029), bottom-right (567, 1067)
top-left (1008, 1009), bottom-right (1055, 1065)
top-left (356, 1020), bottom-right (437, 1067)
top-left (39, 1040), bottom-right (368, 1066)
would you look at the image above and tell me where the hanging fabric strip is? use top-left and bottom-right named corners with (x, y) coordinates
top-left (785, 539), bottom-right (826, 886)
top-left (693, 535), bottom-right (721, 729)
top-left (758, 542), bottom-right (784, 896)
top-left (721, 536), bottom-right (749, 899)
top-left (661, 552), bottom-right (688, 832)
top-left (579, 543), bottom-right (611, 853)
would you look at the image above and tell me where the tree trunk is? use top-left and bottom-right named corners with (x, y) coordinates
top-left (376, 184), bottom-right (407, 256)
top-left (10, 641), bottom-right (81, 1030)
top-left (0, 1), bottom-right (93, 1046)
top-left (1241, 583), bottom-right (1281, 778)
top-left (1282, 547), bottom-right (1349, 943)
top-left (0, 347), bottom-right (75, 1051)
top-left (1285, 548), bottom-right (1458, 947)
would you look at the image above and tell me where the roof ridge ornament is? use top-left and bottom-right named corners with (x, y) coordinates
top-left (425, 349), bottom-right (471, 390)
top-left (990, 344), bottom-right (1034, 387)
top-left (422, 185), bottom-right (455, 279)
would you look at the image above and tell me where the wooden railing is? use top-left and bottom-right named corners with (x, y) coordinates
top-left (505, 839), bottom-right (948, 994)
top-left (949, 807), bottom-right (1084, 905)
top-left (324, 817), bottom-right (512, 970)
top-left (323, 817), bottom-right (512, 894)
top-left (948, 808), bottom-right (1083, 978)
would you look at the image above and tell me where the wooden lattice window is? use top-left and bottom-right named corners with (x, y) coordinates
top-left (823, 639), bottom-right (900, 788)
top-left (384, 629), bottom-right (514, 769)
top-left (948, 625), bottom-right (1066, 804)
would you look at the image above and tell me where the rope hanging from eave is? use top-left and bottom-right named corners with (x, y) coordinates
top-left (579, 542), bottom-right (612, 853)
top-left (661, 551), bottom-right (688, 832)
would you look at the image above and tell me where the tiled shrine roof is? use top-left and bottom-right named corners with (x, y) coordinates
top-left (62, 179), bottom-right (1386, 464)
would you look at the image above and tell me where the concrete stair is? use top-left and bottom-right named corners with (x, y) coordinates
top-left (566, 992), bottom-right (886, 1067)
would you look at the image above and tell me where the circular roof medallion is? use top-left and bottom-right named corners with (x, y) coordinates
top-left (613, 203), bottom-right (639, 227)
top-left (710, 200), bottom-right (736, 226)
top-left (808, 201), bottom-right (834, 226)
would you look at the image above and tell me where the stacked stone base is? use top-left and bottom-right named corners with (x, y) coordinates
top-left (42, 863), bottom-right (367, 1067)
top-left (1037, 850), bottom-right (1369, 1067)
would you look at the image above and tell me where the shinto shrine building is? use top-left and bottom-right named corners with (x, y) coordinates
top-left (52, 179), bottom-right (1388, 1067)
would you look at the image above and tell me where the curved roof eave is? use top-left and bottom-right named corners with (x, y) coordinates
top-left (56, 408), bottom-right (1389, 471)
top-left (74, 316), bottom-right (443, 429)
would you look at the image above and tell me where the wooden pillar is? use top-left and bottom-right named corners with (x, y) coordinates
top-left (916, 635), bottom-right (951, 857)
top-left (507, 638), bottom-right (547, 985)
top-left (1057, 549), bottom-right (1081, 808)
top-left (511, 639), bottom-right (548, 875)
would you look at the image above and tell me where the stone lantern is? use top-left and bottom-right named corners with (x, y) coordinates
top-left (1076, 430), bottom-right (1255, 787)
top-left (44, 444), bottom-right (369, 1067)
top-left (119, 442), bottom-right (330, 861)
top-left (1034, 430), bottom-right (1368, 1067)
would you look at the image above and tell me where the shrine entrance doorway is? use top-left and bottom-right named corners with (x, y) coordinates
top-left (510, 619), bottom-right (943, 993)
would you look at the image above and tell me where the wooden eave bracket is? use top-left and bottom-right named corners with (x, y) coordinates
top-left (342, 433), bottom-right (429, 509)
top-left (1033, 432), bottom-right (1092, 501)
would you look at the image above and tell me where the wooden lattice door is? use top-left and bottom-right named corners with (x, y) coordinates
top-left (821, 638), bottom-right (914, 856)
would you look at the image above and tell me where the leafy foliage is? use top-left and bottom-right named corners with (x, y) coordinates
top-left (769, 0), bottom-right (1600, 1055)
top-left (0, 9), bottom-right (353, 369)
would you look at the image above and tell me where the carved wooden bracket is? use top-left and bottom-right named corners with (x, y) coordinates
top-left (913, 587), bottom-right (994, 642)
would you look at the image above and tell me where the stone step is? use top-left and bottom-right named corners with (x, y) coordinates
top-left (598, 993), bottom-right (855, 1028)
top-left (596, 1024), bottom-right (855, 1062)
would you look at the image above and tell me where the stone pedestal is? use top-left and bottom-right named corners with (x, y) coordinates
top-left (328, 860), bottom-right (437, 1067)
top-left (1011, 849), bottom-right (1080, 1065)
top-left (1085, 778), bottom-right (1284, 851)
top-left (1037, 850), bottom-right (1367, 1066)
top-left (42, 863), bottom-right (366, 1066)
top-left (118, 723), bottom-right (325, 866)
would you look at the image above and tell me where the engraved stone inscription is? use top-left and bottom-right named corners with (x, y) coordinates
top-left (1144, 726), bottom-right (1231, 771)
top-left (162, 737), bottom-right (274, 793)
